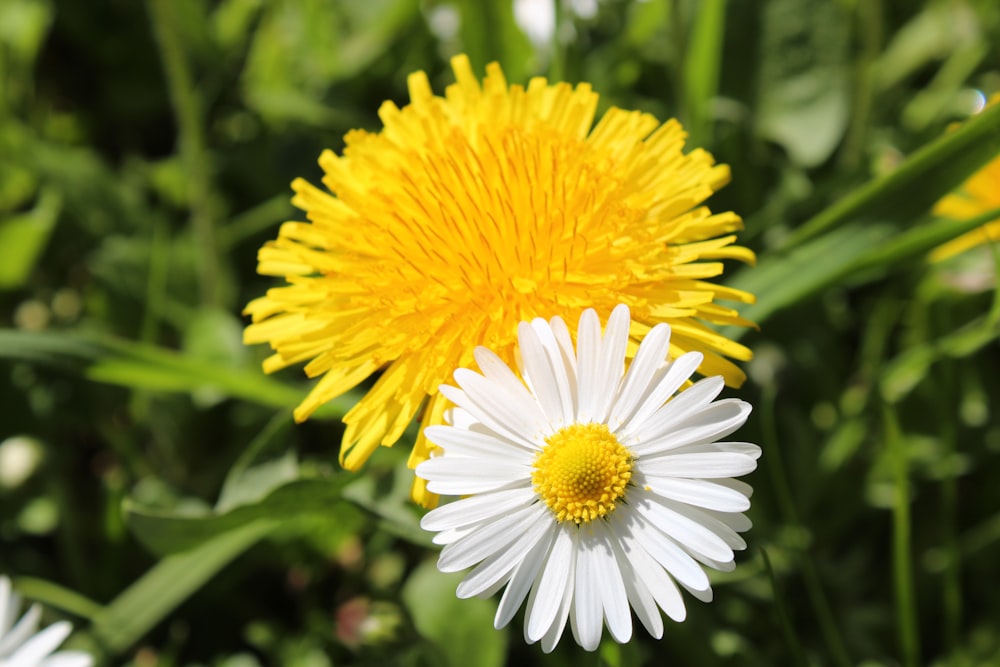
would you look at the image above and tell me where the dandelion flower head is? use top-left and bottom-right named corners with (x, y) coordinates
top-left (417, 305), bottom-right (759, 652)
top-left (243, 55), bottom-right (755, 505)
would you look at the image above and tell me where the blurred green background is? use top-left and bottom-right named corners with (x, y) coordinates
top-left (2, 0), bottom-right (1000, 665)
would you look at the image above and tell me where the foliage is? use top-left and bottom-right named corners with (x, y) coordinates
top-left (2, 0), bottom-right (999, 665)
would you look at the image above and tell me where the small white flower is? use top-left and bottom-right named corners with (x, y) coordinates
top-left (416, 304), bottom-right (760, 652)
top-left (0, 576), bottom-right (93, 667)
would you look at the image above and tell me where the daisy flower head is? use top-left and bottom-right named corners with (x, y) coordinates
top-left (931, 93), bottom-right (1000, 262)
top-left (0, 576), bottom-right (93, 667)
top-left (244, 54), bottom-right (755, 505)
top-left (416, 305), bottom-right (759, 652)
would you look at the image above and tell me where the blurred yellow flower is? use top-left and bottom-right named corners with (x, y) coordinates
top-left (931, 94), bottom-right (1000, 262)
top-left (244, 54), bottom-right (755, 506)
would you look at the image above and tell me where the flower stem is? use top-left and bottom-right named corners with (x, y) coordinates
top-left (146, 0), bottom-right (221, 307)
top-left (762, 387), bottom-right (852, 667)
top-left (761, 548), bottom-right (809, 667)
top-left (884, 405), bottom-right (921, 667)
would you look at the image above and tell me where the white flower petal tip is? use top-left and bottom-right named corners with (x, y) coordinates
top-left (0, 575), bottom-right (94, 667)
top-left (417, 306), bottom-right (759, 651)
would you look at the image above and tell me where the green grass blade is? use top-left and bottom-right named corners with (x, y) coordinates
top-left (12, 576), bottom-right (104, 620)
top-left (784, 100), bottom-right (1000, 248)
top-left (90, 519), bottom-right (274, 654)
top-left (682, 0), bottom-right (726, 148)
top-left (884, 406), bottom-right (921, 667)
top-left (126, 477), bottom-right (349, 555)
top-left (0, 329), bottom-right (359, 418)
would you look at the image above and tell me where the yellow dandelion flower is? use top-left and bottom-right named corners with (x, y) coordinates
top-left (243, 54), bottom-right (755, 506)
top-left (931, 94), bottom-right (1000, 262)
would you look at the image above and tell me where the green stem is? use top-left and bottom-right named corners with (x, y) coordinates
top-left (146, 0), bottom-right (221, 307)
top-left (761, 548), bottom-right (809, 667)
top-left (839, 0), bottom-right (882, 170)
top-left (940, 417), bottom-right (961, 651)
top-left (885, 405), bottom-right (920, 667)
top-left (762, 387), bottom-right (852, 667)
top-left (140, 216), bottom-right (169, 343)
top-left (934, 309), bottom-right (961, 651)
top-left (548, 0), bottom-right (565, 82)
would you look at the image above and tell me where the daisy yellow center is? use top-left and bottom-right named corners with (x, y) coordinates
top-left (532, 423), bottom-right (632, 524)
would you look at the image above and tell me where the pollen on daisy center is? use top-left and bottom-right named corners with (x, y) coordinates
top-left (531, 423), bottom-right (633, 524)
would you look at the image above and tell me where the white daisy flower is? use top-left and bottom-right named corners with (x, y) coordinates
top-left (0, 576), bottom-right (93, 667)
top-left (416, 304), bottom-right (760, 652)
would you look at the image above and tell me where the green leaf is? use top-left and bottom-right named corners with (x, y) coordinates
top-left (784, 100), bottom-right (1000, 248)
top-left (401, 559), bottom-right (507, 667)
top-left (755, 0), bottom-right (851, 167)
top-left (0, 187), bottom-right (60, 289)
top-left (727, 205), bottom-right (1000, 332)
top-left (215, 450), bottom-right (298, 514)
top-left (682, 0), bottom-right (726, 148)
top-left (126, 477), bottom-right (350, 555)
top-left (12, 576), bottom-right (104, 620)
top-left (90, 520), bottom-right (274, 654)
top-left (216, 411), bottom-right (296, 512)
top-left (458, 0), bottom-right (534, 84)
top-left (726, 222), bottom-right (893, 330)
top-left (849, 206), bottom-right (1000, 273)
top-left (0, 328), bottom-right (359, 418)
top-left (0, 0), bottom-right (53, 65)
top-left (342, 464), bottom-right (432, 547)
top-left (242, 0), bottom-right (420, 126)
top-left (880, 315), bottom-right (1000, 403)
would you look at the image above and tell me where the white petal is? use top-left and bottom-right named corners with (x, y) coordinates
top-left (634, 498), bottom-right (734, 563)
top-left (655, 499), bottom-right (748, 551)
top-left (526, 527), bottom-right (577, 642)
top-left (422, 425), bottom-right (534, 462)
top-left (531, 317), bottom-right (578, 423)
top-left (590, 304), bottom-right (630, 423)
top-left (668, 441), bottom-right (762, 458)
top-left (420, 487), bottom-right (536, 532)
top-left (5, 620), bottom-right (71, 665)
top-left (438, 384), bottom-right (539, 449)
top-left (637, 399), bottom-right (752, 455)
top-left (470, 347), bottom-right (552, 434)
top-left (616, 524), bottom-right (688, 622)
top-left (587, 523), bottom-right (632, 645)
top-left (455, 368), bottom-right (552, 444)
top-left (639, 451), bottom-right (759, 479)
top-left (518, 321), bottom-right (573, 428)
top-left (41, 652), bottom-right (93, 667)
top-left (0, 576), bottom-right (16, 637)
top-left (496, 527), bottom-right (557, 629)
top-left (457, 510), bottom-right (553, 598)
top-left (572, 537), bottom-right (604, 651)
top-left (431, 522), bottom-right (477, 546)
top-left (699, 506), bottom-right (753, 533)
top-left (539, 566), bottom-right (574, 654)
top-left (443, 405), bottom-right (476, 429)
top-left (641, 476), bottom-right (751, 513)
top-left (575, 308), bottom-right (604, 422)
top-left (419, 457), bottom-right (529, 495)
top-left (437, 504), bottom-right (541, 572)
top-left (712, 477), bottom-right (755, 498)
top-left (608, 530), bottom-right (665, 637)
top-left (0, 603), bottom-right (41, 657)
top-left (628, 511), bottom-right (710, 592)
top-left (608, 323), bottom-right (672, 429)
top-left (548, 315), bottom-right (578, 379)
top-left (616, 352), bottom-right (703, 439)
top-left (628, 375), bottom-right (724, 442)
